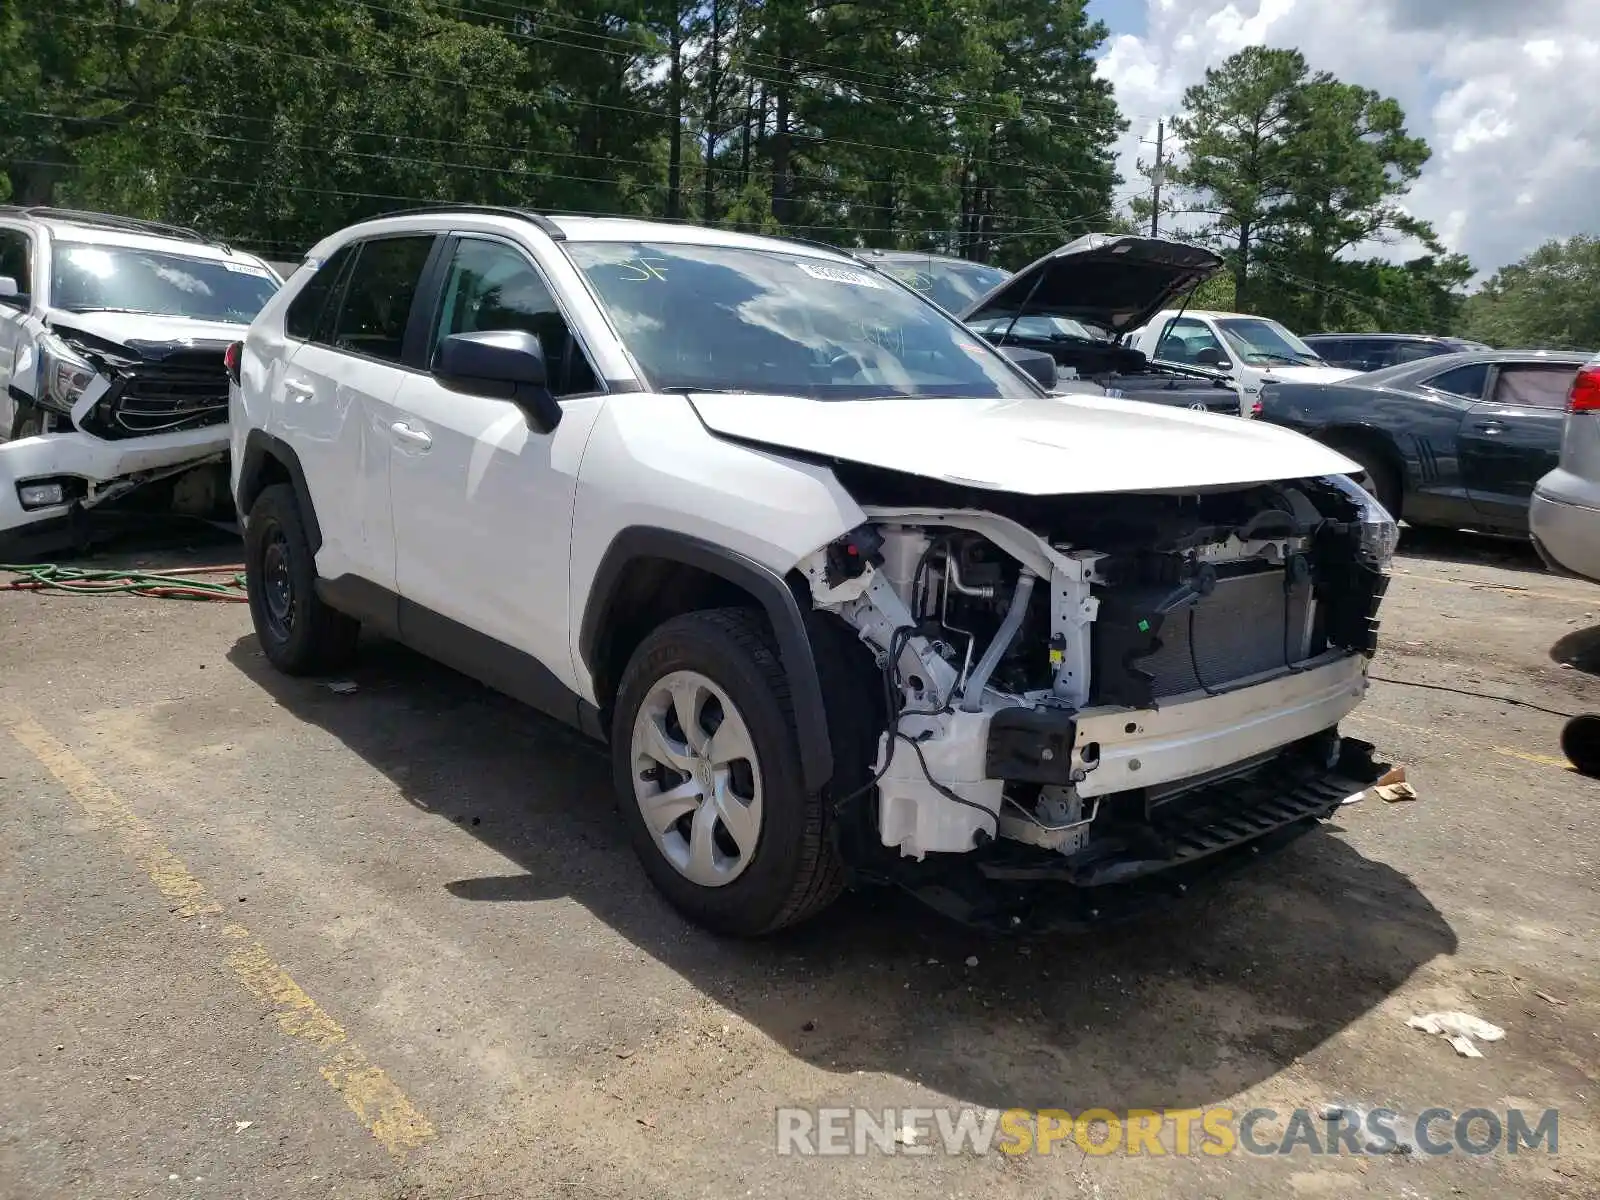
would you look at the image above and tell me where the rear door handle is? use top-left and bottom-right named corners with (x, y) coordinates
top-left (389, 421), bottom-right (432, 450)
top-left (1474, 420), bottom-right (1507, 434)
top-left (283, 379), bottom-right (314, 401)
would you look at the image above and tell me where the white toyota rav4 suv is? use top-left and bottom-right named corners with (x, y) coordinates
top-left (0, 206), bottom-right (281, 549)
top-left (233, 207), bottom-right (1397, 936)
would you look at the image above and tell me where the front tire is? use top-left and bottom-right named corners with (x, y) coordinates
top-left (611, 608), bottom-right (844, 936)
top-left (244, 483), bottom-right (360, 674)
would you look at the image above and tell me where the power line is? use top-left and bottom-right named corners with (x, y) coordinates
top-left (348, 0), bottom-right (1128, 132)
top-left (55, 14), bottom-right (1125, 177)
top-left (451, 0), bottom-right (1155, 126)
top-left (20, 158), bottom-right (1130, 247)
top-left (1159, 229), bottom-right (1441, 328)
top-left (10, 104), bottom-right (1128, 200)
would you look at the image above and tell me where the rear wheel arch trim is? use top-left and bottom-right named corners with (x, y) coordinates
top-left (580, 526), bottom-right (834, 793)
top-left (236, 429), bottom-right (322, 553)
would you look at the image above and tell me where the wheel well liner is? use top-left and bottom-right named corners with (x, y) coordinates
top-left (581, 527), bottom-right (834, 793)
top-left (235, 429), bottom-right (321, 552)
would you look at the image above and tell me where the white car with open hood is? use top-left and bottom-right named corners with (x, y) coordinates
top-left (0, 207), bottom-right (281, 551)
top-left (1128, 309), bottom-right (1361, 409)
top-left (233, 207), bottom-right (1398, 935)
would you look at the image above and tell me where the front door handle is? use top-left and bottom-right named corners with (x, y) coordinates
top-left (390, 421), bottom-right (433, 450)
top-left (1473, 420), bottom-right (1507, 435)
top-left (283, 379), bottom-right (314, 401)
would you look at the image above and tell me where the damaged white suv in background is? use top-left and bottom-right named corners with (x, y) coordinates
top-left (234, 208), bottom-right (1397, 936)
top-left (0, 207), bottom-right (281, 551)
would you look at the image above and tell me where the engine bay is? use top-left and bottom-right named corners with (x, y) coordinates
top-left (800, 472), bottom-right (1394, 868)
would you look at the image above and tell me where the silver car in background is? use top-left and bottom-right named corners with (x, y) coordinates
top-left (1532, 357), bottom-right (1600, 580)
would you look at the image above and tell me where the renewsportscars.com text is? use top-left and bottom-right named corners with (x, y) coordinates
top-left (775, 1106), bottom-right (1559, 1158)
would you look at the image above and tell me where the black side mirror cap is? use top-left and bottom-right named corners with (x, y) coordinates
top-left (998, 344), bottom-right (1059, 391)
top-left (432, 330), bottom-right (562, 433)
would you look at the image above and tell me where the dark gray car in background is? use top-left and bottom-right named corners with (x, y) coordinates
top-left (1302, 332), bottom-right (1490, 373)
top-left (1256, 348), bottom-right (1588, 535)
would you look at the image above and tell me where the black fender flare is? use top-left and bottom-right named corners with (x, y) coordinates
top-left (235, 428), bottom-right (322, 553)
top-left (580, 526), bottom-right (835, 794)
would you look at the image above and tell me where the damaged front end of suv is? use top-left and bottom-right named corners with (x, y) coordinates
top-left (793, 464), bottom-right (1395, 929)
top-left (0, 324), bottom-right (239, 553)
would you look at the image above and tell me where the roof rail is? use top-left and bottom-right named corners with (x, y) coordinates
top-left (770, 233), bottom-right (861, 260)
top-left (14, 206), bottom-right (213, 244)
top-left (375, 205), bottom-right (566, 240)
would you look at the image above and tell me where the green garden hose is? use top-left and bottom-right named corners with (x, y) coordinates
top-left (0, 563), bottom-right (249, 603)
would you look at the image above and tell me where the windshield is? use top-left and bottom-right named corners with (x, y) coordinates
top-left (969, 314), bottom-right (1099, 342)
top-left (49, 243), bottom-right (279, 323)
top-left (1215, 317), bottom-right (1323, 366)
top-left (876, 257), bottom-right (1011, 315)
top-left (566, 241), bottom-right (1038, 400)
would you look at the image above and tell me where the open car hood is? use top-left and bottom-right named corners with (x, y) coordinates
top-left (687, 392), bottom-right (1358, 496)
top-left (960, 234), bottom-right (1224, 335)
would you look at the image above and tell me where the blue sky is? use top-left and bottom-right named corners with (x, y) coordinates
top-left (1085, 0), bottom-right (1145, 43)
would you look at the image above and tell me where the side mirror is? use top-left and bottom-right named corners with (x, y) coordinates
top-left (0, 276), bottom-right (23, 307)
top-left (432, 330), bottom-right (562, 434)
top-left (999, 344), bottom-right (1059, 391)
top-left (1195, 347), bottom-right (1230, 369)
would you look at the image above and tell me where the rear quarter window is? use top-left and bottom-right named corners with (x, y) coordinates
top-left (285, 245), bottom-right (355, 341)
top-left (1422, 362), bottom-right (1489, 400)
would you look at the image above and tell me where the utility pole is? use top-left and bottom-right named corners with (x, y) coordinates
top-left (1149, 120), bottom-right (1164, 237)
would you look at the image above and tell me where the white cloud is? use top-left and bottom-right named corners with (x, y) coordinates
top-left (1096, 0), bottom-right (1600, 281)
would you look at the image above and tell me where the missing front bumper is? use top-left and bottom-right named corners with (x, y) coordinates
top-left (889, 736), bottom-right (1385, 933)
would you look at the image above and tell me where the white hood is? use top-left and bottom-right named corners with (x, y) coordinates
top-left (46, 309), bottom-right (250, 347)
top-left (689, 392), bottom-right (1359, 495)
top-left (1258, 365), bottom-right (1361, 385)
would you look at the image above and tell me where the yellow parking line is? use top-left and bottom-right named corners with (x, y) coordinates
top-left (1492, 746), bottom-right (1575, 770)
top-left (2, 708), bottom-right (436, 1157)
top-left (1351, 711), bottom-right (1574, 772)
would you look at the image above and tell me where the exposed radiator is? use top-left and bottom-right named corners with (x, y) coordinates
top-left (1139, 569), bottom-right (1315, 697)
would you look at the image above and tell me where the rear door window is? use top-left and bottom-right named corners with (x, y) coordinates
top-left (1393, 341), bottom-right (1446, 364)
top-left (285, 244), bottom-right (355, 342)
top-left (328, 235), bottom-right (436, 364)
top-left (1492, 364), bottom-right (1580, 409)
top-left (1311, 338), bottom-right (1351, 366)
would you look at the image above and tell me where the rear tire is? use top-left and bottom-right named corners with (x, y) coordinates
top-left (611, 608), bottom-right (844, 936)
top-left (244, 483), bottom-right (360, 675)
top-left (1331, 441), bottom-right (1401, 518)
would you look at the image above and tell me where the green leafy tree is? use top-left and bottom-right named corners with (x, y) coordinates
top-left (2, 0), bottom-right (1125, 265)
top-left (1145, 46), bottom-right (1305, 308)
top-left (1154, 46), bottom-right (1459, 329)
top-left (1460, 236), bottom-right (1600, 350)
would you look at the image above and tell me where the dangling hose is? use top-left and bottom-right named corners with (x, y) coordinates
top-left (0, 563), bottom-right (248, 602)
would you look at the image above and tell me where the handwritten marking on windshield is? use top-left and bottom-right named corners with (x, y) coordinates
top-left (617, 258), bottom-right (671, 282)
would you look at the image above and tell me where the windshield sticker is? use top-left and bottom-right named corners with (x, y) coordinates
top-left (616, 257), bottom-right (671, 282)
top-left (223, 261), bottom-right (271, 277)
top-left (797, 262), bottom-right (883, 289)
